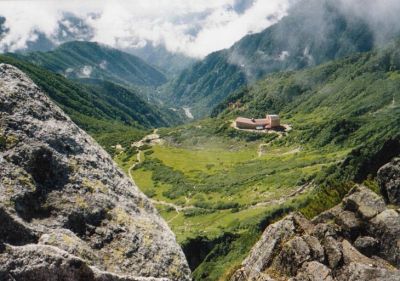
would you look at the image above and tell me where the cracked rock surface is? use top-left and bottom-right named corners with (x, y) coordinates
top-left (0, 64), bottom-right (190, 281)
top-left (231, 179), bottom-right (400, 281)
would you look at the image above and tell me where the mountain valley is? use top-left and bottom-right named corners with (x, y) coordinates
top-left (0, 1), bottom-right (400, 281)
top-left (114, 39), bottom-right (400, 279)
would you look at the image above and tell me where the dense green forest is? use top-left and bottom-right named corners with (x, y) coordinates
top-left (215, 39), bottom-right (400, 153)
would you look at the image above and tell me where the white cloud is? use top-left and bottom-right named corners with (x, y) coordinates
top-left (0, 1), bottom-right (61, 51)
top-left (79, 65), bottom-right (93, 78)
top-left (278, 51), bottom-right (289, 61)
top-left (0, 0), bottom-right (294, 57)
top-left (337, 0), bottom-right (400, 45)
top-left (167, 0), bottom-right (293, 57)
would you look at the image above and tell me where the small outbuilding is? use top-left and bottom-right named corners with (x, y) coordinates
top-left (235, 114), bottom-right (280, 130)
top-left (266, 114), bottom-right (280, 128)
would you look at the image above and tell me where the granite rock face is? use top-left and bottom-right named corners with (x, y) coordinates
top-left (378, 158), bottom-right (400, 205)
top-left (0, 64), bottom-right (190, 281)
top-left (230, 183), bottom-right (400, 281)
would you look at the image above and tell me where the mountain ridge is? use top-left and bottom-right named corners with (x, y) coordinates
top-left (0, 54), bottom-right (184, 153)
top-left (214, 38), bottom-right (400, 150)
top-left (126, 43), bottom-right (197, 77)
top-left (10, 41), bottom-right (167, 87)
top-left (165, 0), bottom-right (398, 118)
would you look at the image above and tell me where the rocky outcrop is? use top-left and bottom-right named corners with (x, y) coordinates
top-left (378, 158), bottom-right (400, 205)
top-left (0, 64), bottom-right (190, 281)
top-left (0, 244), bottom-right (170, 281)
top-left (230, 182), bottom-right (400, 281)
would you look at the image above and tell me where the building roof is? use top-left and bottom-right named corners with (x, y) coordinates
top-left (235, 117), bottom-right (268, 126)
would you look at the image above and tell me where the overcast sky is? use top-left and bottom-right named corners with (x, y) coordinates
top-left (0, 0), bottom-right (296, 57)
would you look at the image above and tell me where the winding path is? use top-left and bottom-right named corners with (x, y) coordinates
top-left (249, 183), bottom-right (313, 209)
top-left (127, 129), bottom-right (194, 222)
top-left (128, 150), bottom-right (141, 185)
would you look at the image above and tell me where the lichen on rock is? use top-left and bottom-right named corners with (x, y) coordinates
top-left (378, 158), bottom-right (400, 205)
top-left (0, 64), bottom-right (190, 281)
top-left (230, 182), bottom-right (400, 281)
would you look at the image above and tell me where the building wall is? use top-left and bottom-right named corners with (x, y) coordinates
top-left (236, 115), bottom-right (280, 129)
top-left (270, 119), bottom-right (280, 127)
top-left (236, 121), bottom-right (258, 129)
top-left (267, 116), bottom-right (280, 128)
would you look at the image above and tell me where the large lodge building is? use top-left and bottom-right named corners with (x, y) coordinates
top-left (235, 114), bottom-right (280, 130)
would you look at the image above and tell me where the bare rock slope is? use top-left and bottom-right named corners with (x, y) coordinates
top-left (231, 159), bottom-right (400, 281)
top-left (0, 64), bottom-right (190, 281)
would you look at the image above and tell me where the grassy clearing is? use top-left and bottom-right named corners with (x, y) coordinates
top-left (118, 129), bottom-right (348, 244)
top-left (151, 144), bottom-right (257, 177)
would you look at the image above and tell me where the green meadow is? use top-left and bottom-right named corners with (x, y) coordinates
top-left (125, 137), bottom-right (347, 241)
top-left (113, 42), bottom-right (400, 280)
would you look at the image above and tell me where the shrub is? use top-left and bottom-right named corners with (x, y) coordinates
top-left (144, 189), bottom-right (156, 198)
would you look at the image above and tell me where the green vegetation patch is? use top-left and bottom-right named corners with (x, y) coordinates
top-left (125, 42), bottom-right (400, 279)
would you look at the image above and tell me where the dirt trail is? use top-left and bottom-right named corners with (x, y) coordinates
top-left (282, 147), bottom-right (301, 155)
top-left (257, 143), bottom-right (268, 157)
top-left (250, 183), bottom-right (313, 209)
top-left (128, 151), bottom-right (141, 186)
top-left (128, 128), bottom-right (159, 181)
top-left (127, 129), bottom-right (194, 223)
top-left (131, 128), bottom-right (164, 148)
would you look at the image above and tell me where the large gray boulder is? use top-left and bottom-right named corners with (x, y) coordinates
top-left (0, 244), bottom-right (170, 281)
top-left (378, 158), bottom-right (400, 205)
top-left (230, 185), bottom-right (400, 281)
top-left (353, 236), bottom-right (380, 257)
top-left (291, 261), bottom-right (334, 281)
top-left (0, 64), bottom-right (190, 281)
top-left (369, 209), bottom-right (400, 266)
top-left (336, 262), bottom-right (400, 281)
top-left (342, 185), bottom-right (386, 219)
top-left (230, 213), bottom-right (310, 281)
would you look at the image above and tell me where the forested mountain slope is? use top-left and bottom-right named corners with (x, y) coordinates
top-left (215, 38), bottom-right (400, 157)
top-left (127, 43), bottom-right (197, 77)
top-left (10, 41), bottom-right (167, 87)
top-left (0, 54), bottom-right (181, 152)
top-left (166, 0), bottom-right (397, 118)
